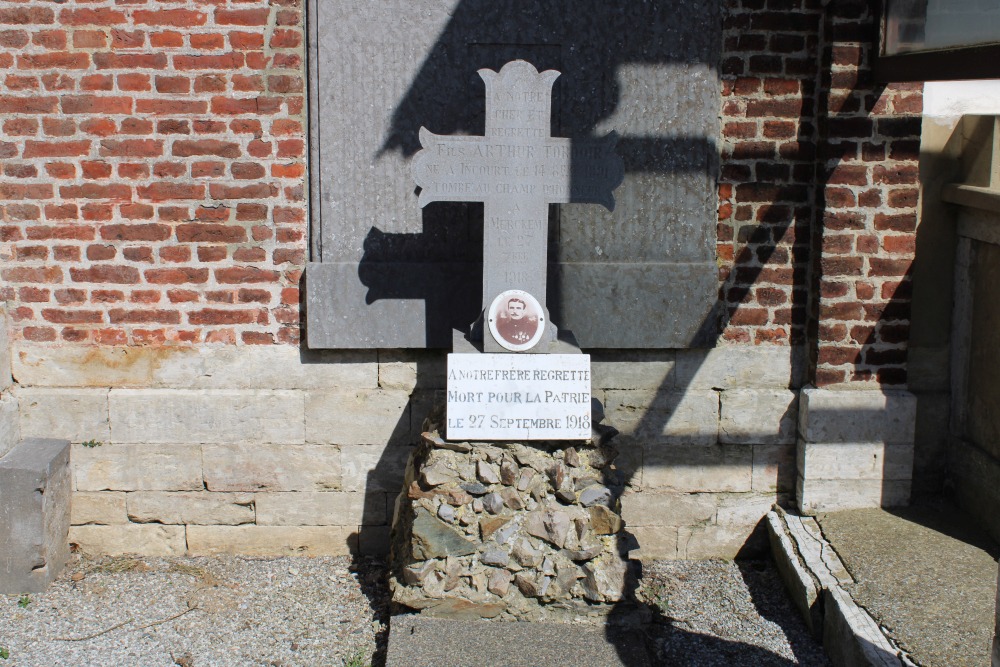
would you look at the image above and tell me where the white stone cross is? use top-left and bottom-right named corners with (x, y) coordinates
top-left (412, 60), bottom-right (624, 345)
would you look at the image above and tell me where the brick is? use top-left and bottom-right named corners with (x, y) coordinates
top-left (187, 525), bottom-right (354, 557)
top-left (255, 492), bottom-right (386, 526)
top-left (127, 491), bottom-right (254, 525)
top-left (99, 139), bottom-right (162, 158)
top-left (69, 266), bottom-right (140, 284)
top-left (176, 223), bottom-right (247, 243)
top-left (71, 492), bottom-right (128, 525)
top-left (172, 139), bottom-right (241, 158)
top-left (137, 182), bottom-right (205, 201)
top-left (100, 223), bottom-right (171, 242)
top-left (203, 444), bottom-right (339, 492)
top-left (215, 267), bottom-right (279, 283)
top-left (109, 389), bottom-right (303, 445)
top-left (68, 525), bottom-right (185, 556)
top-left (215, 9), bottom-right (271, 25)
top-left (73, 443), bottom-right (202, 492)
top-left (134, 9), bottom-right (206, 27)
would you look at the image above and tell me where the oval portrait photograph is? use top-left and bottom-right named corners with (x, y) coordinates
top-left (487, 290), bottom-right (546, 352)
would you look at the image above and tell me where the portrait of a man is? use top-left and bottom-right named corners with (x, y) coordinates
top-left (496, 296), bottom-right (538, 345)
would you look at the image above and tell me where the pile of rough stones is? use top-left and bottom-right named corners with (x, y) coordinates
top-left (389, 421), bottom-right (636, 621)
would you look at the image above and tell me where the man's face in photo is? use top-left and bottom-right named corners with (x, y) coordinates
top-left (508, 300), bottom-right (525, 320)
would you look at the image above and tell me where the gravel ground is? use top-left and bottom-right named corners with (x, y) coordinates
top-left (0, 555), bottom-right (826, 667)
top-left (639, 560), bottom-right (830, 666)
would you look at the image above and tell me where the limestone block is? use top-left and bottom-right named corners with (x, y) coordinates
top-left (203, 444), bottom-right (340, 492)
top-left (677, 523), bottom-right (762, 559)
top-left (11, 344), bottom-right (379, 390)
top-left (68, 524), bottom-right (185, 556)
top-left (340, 444), bottom-right (413, 492)
top-left (643, 445), bottom-right (752, 493)
top-left (798, 386), bottom-right (917, 445)
top-left (0, 309), bottom-right (10, 391)
top-left (0, 438), bottom-right (71, 593)
top-left (377, 350), bottom-right (447, 390)
top-left (186, 525), bottom-right (354, 556)
top-left (0, 393), bottom-right (19, 460)
top-left (604, 389), bottom-right (719, 444)
top-left (127, 491), bottom-right (254, 525)
top-left (73, 443), bottom-right (203, 491)
top-left (590, 351), bottom-right (676, 390)
top-left (255, 491), bottom-right (387, 526)
top-left (71, 491), bottom-right (128, 525)
top-left (150, 347), bottom-right (378, 389)
top-left (18, 387), bottom-right (110, 443)
top-left (797, 442), bottom-right (914, 481)
top-left (12, 344), bottom-right (157, 387)
top-left (752, 444), bottom-right (796, 493)
top-left (719, 389), bottom-right (797, 445)
top-left (796, 478), bottom-right (911, 513)
top-left (715, 492), bottom-right (782, 529)
top-left (110, 389), bottom-right (304, 444)
top-left (675, 346), bottom-right (801, 390)
top-left (305, 389), bottom-right (410, 445)
top-left (629, 526), bottom-right (678, 559)
top-left (620, 491), bottom-right (716, 527)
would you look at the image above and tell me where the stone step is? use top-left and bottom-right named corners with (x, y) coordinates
top-left (385, 616), bottom-right (652, 667)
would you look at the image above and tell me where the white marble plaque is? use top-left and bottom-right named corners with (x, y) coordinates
top-left (447, 353), bottom-right (591, 440)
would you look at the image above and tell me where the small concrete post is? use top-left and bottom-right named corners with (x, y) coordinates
top-left (0, 438), bottom-right (72, 593)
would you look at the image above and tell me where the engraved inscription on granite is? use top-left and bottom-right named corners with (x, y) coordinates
top-left (447, 354), bottom-right (591, 440)
top-left (412, 60), bottom-right (624, 340)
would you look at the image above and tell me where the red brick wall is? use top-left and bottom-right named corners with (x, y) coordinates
top-left (719, 0), bottom-right (922, 386)
top-left (812, 2), bottom-right (921, 386)
top-left (0, 0), bottom-right (921, 386)
top-left (0, 0), bottom-right (306, 346)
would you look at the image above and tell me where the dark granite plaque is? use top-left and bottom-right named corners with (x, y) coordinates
top-left (306, 0), bottom-right (721, 349)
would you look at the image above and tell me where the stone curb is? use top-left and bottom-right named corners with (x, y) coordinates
top-left (766, 508), bottom-right (916, 667)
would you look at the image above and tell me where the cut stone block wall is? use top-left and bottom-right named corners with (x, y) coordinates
top-left (796, 385), bottom-right (916, 513)
top-left (13, 343), bottom-right (802, 559)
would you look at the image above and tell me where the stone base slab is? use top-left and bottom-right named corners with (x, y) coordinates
top-left (0, 438), bottom-right (71, 593)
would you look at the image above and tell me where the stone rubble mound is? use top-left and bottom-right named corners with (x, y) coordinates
top-left (389, 429), bottom-right (635, 621)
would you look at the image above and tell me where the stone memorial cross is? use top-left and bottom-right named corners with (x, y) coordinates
top-left (412, 60), bottom-right (624, 347)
